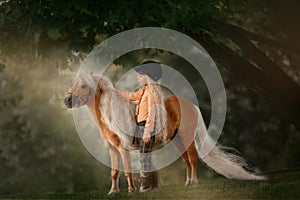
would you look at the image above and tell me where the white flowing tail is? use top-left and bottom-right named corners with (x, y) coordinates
top-left (194, 106), bottom-right (266, 180)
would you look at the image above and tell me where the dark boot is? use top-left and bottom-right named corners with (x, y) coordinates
top-left (139, 171), bottom-right (159, 192)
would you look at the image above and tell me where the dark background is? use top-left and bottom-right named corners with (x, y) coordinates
top-left (0, 0), bottom-right (300, 195)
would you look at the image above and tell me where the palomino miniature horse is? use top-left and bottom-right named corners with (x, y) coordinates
top-left (64, 74), bottom-right (265, 194)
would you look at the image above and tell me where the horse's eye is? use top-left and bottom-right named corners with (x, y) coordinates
top-left (81, 84), bottom-right (87, 89)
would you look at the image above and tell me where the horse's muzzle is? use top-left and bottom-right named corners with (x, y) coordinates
top-left (64, 94), bottom-right (74, 108)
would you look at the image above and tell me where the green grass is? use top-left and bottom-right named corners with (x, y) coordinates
top-left (1, 172), bottom-right (300, 199)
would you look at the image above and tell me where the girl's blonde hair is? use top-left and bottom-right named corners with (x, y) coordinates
top-left (145, 75), bottom-right (168, 142)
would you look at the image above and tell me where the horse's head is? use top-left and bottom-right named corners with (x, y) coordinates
top-left (64, 73), bottom-right (113, 109)
top-left (64, 73), bottom-right (98, 108)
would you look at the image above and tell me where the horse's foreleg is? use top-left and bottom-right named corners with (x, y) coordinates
top-left (119, 148), bottom-right (136, 193)
top-left (108, 146), bottom-right (120, 195)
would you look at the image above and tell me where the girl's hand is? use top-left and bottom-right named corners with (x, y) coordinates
top-left (114, 89), bottom-right (124, 97)
top-left (114, 89), bottom-right (120, 95)
top-left (143, 133), bottom-right (151, 144)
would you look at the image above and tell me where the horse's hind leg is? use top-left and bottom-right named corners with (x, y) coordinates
top-left (174, 135), bottom-right (198, 185)
top-left (181, 152), bottom-right (192, 186)
top-left (118, 147), bottom-right (136, 193)
top-left (187, 142), bottom-right (198, 185)
top-left (172, 132), bottom-right (193, 186)
top-left (108, 146), bottom-right (120, 195)
top-left (181, 144), bottom-right (198, 185)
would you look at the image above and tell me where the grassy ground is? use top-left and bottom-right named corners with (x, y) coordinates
top-left (1, 172), bottom-right (300, 199)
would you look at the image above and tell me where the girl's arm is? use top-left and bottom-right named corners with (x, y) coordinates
top-left (115, 88), bottom-right (143, 101)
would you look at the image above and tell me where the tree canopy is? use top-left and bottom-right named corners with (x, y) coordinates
top-left (1, 0), bottom-right (299, 129)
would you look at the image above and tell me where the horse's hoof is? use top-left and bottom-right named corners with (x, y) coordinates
top-left (185, 180), bottom-right (192, 186)
top-left (185, 179), bottom-right (198, 186)
top-left (139, 186), bottom-right (153, 193)
top-left (107, 188), bottom-right (119, 195)
top-left (128, 187), bottom-right (136, 193)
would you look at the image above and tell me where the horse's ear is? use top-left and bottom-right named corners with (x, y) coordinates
top-left (89, 71), bottom-right (98, 83)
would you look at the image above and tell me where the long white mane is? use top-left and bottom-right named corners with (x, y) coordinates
top-left (98, 76), bottom-right (137, 149)
top-left (77, 73), bottom-right (136, 149)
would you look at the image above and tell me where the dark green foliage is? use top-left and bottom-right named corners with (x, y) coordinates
top-left (0, 0), bottom-right (215, 54)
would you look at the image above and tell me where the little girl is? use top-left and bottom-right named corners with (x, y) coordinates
top-left (115, 60), bottom-right (165, 192)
